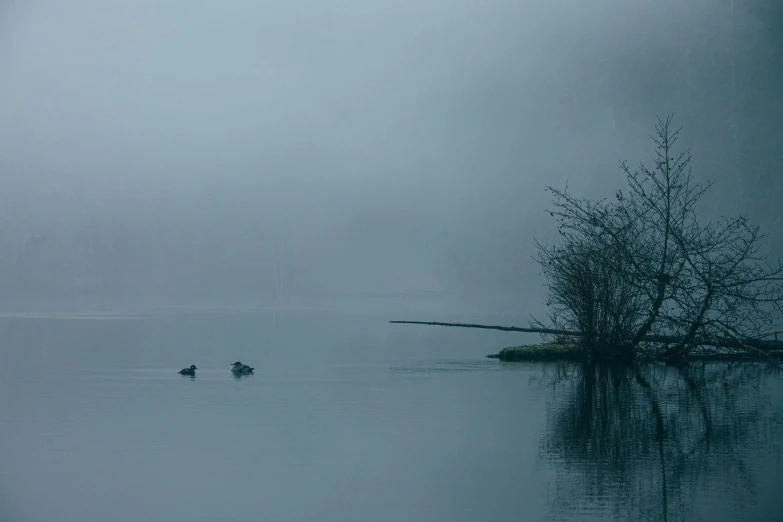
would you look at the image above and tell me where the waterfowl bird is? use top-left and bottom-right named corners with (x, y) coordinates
top-left (230, 361), bottom-right (254, 375)
top-left (179, 365), bottom-right (197, 376)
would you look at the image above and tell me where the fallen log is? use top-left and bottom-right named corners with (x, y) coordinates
top-left (389, 320), bottom-right (783, 351)
top-left (390, 320), bottom-right (574, 336)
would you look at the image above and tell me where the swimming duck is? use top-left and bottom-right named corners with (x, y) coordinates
top-left (231, 361), bottom-right (254, 374)
top-left (179, 365), bottom-right (197, 376)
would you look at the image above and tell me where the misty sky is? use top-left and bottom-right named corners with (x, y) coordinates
top-left (1, 0), bottom-right (781, 310)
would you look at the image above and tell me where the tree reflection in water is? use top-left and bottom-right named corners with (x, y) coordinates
top-left (535, 362), bottom-right (783, 521)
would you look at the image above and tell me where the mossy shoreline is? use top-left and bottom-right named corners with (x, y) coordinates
top-left (486, 343), bottom-right (783, 363)
top-left (486, 343), bottom-right (582, 362)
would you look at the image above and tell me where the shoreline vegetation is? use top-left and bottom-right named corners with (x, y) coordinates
top-left (391, 118), bottom-right (783, 365)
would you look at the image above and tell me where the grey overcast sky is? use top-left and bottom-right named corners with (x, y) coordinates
top-left (0, 0), bottom-right (781, 310)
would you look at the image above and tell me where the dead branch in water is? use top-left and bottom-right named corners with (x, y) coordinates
top-left (390, 320), bottom-right (575, 335)
top-left (389, 320), bottom-right (783, 351)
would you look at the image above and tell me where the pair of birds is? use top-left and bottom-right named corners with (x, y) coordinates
top-left (178, 362), bottom-right (255, 376)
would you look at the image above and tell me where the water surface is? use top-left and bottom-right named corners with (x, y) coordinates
top-left (1, 310), bottom-right (781, 521)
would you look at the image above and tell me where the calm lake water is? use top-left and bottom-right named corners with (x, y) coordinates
top-left (1, 308), bottom-right (781, 522)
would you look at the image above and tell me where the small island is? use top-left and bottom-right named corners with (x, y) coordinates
top-left (488, 343), bottom-right (581, 362)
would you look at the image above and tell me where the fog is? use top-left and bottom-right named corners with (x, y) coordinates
top-left (1, 0), bottom-right (781, 312)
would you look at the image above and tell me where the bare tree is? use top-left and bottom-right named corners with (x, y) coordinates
top-left (539, 116), bottom-right (783, 361)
